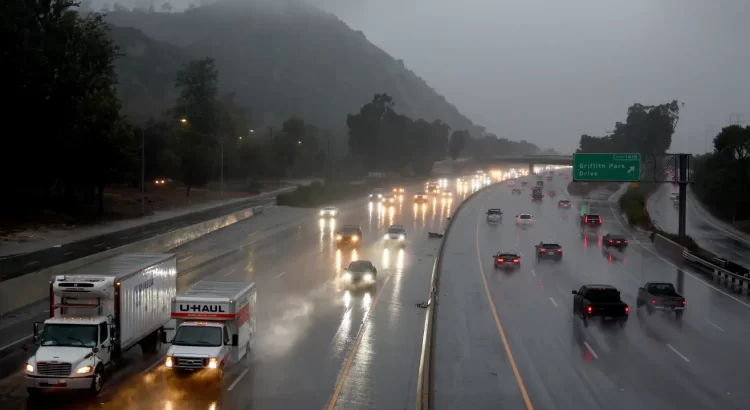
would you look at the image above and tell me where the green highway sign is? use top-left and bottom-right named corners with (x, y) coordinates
top-left (573, 153), bottom-right (641, 182)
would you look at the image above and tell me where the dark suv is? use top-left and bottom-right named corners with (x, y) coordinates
top-left (336, 225), bottom-right (363, 247)
top-left (535, 241), bottom-right (563, 262)
top-left (581, 214), bottom-right (602, 227)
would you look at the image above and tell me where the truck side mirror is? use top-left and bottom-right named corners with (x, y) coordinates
top-left (571, 290), bottom-right (577, 295)
top-left (160, 332), bottom-right (168, 344)
top-left (231, 334), bottom-right (239, 347)
top-left (638, 287), bottom-right (644, 291)
top-left (32, 322), bottom-right (42, 345)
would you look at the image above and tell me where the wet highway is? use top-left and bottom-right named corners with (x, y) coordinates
top-left (649, 183), bottom-right (750, 265)
top-left (0, 179), bottom-right (489, 410)
top-left (0, 192), bottom-right (282, 282)
top-left (434, 172), bottom-right (750, 410)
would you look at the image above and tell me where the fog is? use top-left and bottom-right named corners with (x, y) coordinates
top-left (95, 0), bottom-right (750, 153)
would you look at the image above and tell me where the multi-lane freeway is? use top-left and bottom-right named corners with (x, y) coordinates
top-left (649, 184), bottom-right (750, 266)
top-left (0, 179), bottom-right (487, 410)
top-left (433, 173), bottom-right (750, 410)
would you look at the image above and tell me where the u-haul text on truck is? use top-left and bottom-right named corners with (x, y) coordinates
top-left (163, 281), bottom-right (256, 383)
top-left (24, 253), bottom-right (177, 397)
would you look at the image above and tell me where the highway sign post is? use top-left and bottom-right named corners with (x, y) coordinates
top-left (573, 153), bottom-right (641, 182)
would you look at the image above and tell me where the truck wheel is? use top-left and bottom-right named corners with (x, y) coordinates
top-left (89, 367), bottom-right (104, 396)
top-left (141, 329), bottom-right (162, 355)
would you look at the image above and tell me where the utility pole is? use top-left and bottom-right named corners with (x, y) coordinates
top-left (729, 113), bottom-right (743, 126)
top-left (220, 137), bottom-right (224, 198)
top-left (677, 153), bottom-right (689, 241)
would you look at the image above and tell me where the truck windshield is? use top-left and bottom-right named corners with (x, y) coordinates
top-left (585, 289), bottom-right (621, 303)
top-left (41, 324), bottom-right (98, 348)
top-left (172, 326), bottom-right (222, 347)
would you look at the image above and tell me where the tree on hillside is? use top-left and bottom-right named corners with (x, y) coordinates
top-left (1, 1), bottom-right (134, 216)
top-left (173, 57), bottom-right (222, 195)
top-left (449, 130), bottom-right (469, 160)
top-left (713, 125), bottom-right (750, 160)
top-left (161, 2), bottom-right (173, 12)
top-left (347, 93), bottom-right (395, 170)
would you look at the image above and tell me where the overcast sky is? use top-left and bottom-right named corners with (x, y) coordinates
top-left (101, 0), bottom-right (749, 153)
top-left (307, 0), bottom-right (750, 153)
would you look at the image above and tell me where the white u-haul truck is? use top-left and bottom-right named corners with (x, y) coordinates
top-left (24, 253), bottom-right (177, 397)
top-left (163, 281), bottom-right (256, 383)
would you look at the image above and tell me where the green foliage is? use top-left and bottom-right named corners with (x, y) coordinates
top-left (576, 101), bottom-right (682, 156)
top-left (449, 130), bottom-right (469, 160)
top-left (468, 135), bottom-right (542, 160)
top-left (1, 0), bottom-right (134, 219)
top-left (103, 2), bottom-right (483, 136)
top-left (276, 181), bottom-right (376, 207)
top-left (692, 125), bottom-right (750, 221)
top-left (346, 94), bottom-right (450, 176)
top-left (618, 186), bottom-right (654, 229)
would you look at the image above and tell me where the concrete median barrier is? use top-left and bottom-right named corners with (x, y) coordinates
top-left (0, 206), bottom-right (264, 315)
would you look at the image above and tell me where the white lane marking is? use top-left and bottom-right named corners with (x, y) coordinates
top-left (26, 261), bottom-right (38, 266)
top-left (667, 344), bottom-right (690, 362)
top-left (530, 269), bottom-right (537, 276)
top-left (143, 356), bottom-right (165, 373)
top-left (64, 251), bottom-right (73, 256)
top-left (609, 204), bottom-right (750, 310)
top-left (95, 243), bottom-right (104, 247)
top-left (0, 334), bottom-right (33, 352)
top-left (715, 243), bottom-right (728, 249)
top-left (223, 268), bottom-right (236, 277)
top-left (227, 367), bottom-right (250, 391)
top-left (583, 341), bottom-right (599, 359)
top-left (549, 297), bottom-right (558, 307)
top-left (274, 272), bottom-right (286, 279)
top-left (706, 319), bottom-right (724, 332)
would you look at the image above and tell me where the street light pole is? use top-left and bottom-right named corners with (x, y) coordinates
top-left (220, 137), bottom-right (224, 198)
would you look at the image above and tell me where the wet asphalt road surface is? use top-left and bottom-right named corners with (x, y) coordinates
top-left (433, 172), bottom-right (750, 410)
top-left (0, 179), bottom-right (490, 410)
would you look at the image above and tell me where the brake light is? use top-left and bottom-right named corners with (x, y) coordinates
top-left (623, 240), bottom-right (628, 244)
top-left (586, 306), bottom-right (592, 314)
top-left (652, 299), bottom-right (656, 304)
top-left (584, 216), bottom-right (589, 223)
top-left (598, 216), bottom-right (602, 223)
top-left (609, 240), bottom-right (614, 243)
top-left (682, 300), bottom-right (686, 305)
top-left (539, 248), bottom-right (546, 252)
top-left (625, 306), bottom-right (629, 313)
top-left (556, 249), bottom-right (562, 253)
top-left (498, 258), bottom-right (504, 262)
top-left (513, 259), bottom-right (519, 263)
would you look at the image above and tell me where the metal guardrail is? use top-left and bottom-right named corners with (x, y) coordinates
top-left (682, 250), bottom-right (750, 294)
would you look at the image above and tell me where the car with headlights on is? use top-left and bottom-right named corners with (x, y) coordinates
top-left (512, 188), bottom-right (522, 195)
top-left (382, 193), bottom-right (397, 206)
top-left (442, 191), bottom-right (453, 199)
top-left (384, 225), bottom-right (407, 247)
top-left (486, 209), bottom-right (503, 223)
top-left (393, 186), bottom-right (405, 194)
top-left (319, 206), bottom-right (338, 218)
top-left (336, 225), bottom-right (362, 248)
top-left (368, 189), bottom-right (383, 202)
top-left (414, 191), bottom-right (429, 204)
top-left (341, 260), bottom-right (378, 290)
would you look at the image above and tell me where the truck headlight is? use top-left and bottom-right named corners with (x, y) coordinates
top-left (165, 356), bottom-right (173, 368)
top-left (351, 236), bottom-right (358, 242)
top-left (25, 363), bottom-right (34, 373)
top-left (76, 365), bottom-right (93, 374)
top-left (363, 274), bottom-right (373, 281)
top-left (208, 358), bottom-right (218, 369)
top-left (384, 234), bottom-right (389, 239)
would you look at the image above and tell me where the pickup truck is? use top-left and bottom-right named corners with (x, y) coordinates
top-left (636, 282), bottom-right (685, 319)
top-left (572, 285), bottom-right (629, 327)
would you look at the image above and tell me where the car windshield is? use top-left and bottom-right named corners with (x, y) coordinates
top-left (541, 243), bottom-right (560, 248)
top-left (172, 326), bottom-right (222, 347)
top-left (585, 288), bottom-right (621, 303)
top-left (488, 210), bottom-right (502, 215)
top-left (498, 254), bottom-right (518, 259)
top-left (585, 214), bottom-right (601, 220)
top-left (647, 283), bottom-right (677, 294)
top-left (416, 192), bottom-right (426, 195)
top-left (41, 324), bottom-right (98, 348)
top-left (340, 227), bottom-right (359, 234)
top-left (348, 261), bottom-right (372, 272)
top-left (519, 214), bottom-right (531, 219)
top-left (560, 200), bottom-right (570, 203)
top-left (388, 228), bottom-right (404, 234)
top-left (323, 207), bottom-right (336, 211)
top-left (607, 235), bottom-right (625, 240)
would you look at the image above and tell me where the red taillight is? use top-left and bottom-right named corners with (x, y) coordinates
top-left (652, 300), bottom-right (656, 304)
top-left (556, 249), bottom-right (562, 253)
top-left (513, 259), bottom-right (519, 263)
top-left (498, 258), bottom-right (504, 262)
top-left (623, 240), bottom-right (628, 244)
top-left (598, 217), bottom-right (602, 223)
top-left (539, 248), bottom-right (546, 252)
top-left (625, 306), bottom-right (629, 313)
top-left (584, 216), bottom-right (589, 223)
top-left (682, 300), bottom-right (686, 305)
top-left (609, 239), bottom-right (614, 243)
top-left (586, 306), bottom-right (592, 314)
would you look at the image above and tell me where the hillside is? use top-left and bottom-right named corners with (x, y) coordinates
top-left (104, 0), bottom-right (484, 134)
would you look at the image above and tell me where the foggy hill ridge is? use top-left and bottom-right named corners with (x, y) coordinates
top-left (104, 0), bottom-right (486, 135)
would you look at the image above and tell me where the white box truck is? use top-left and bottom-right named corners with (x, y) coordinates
top-left (24, 253), bottom-right (177, 397)
top-left (163, 281), bottom-right (256, 383)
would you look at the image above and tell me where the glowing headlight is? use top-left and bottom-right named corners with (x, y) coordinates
top-left (363, 274), bottom-right (373, 281)
top-left (25, 363), bottom-right (34, 373)
top-left (351, 236), bottom-right (359, 242)
top-left (399, 235), bottom-right (405, 240)
top-left (76, 365), bottom-right (94, 374)
top-left (320, 211), bottom-right (325, 215)
top-left (343, 272), bottom-right (352, 280)
top-left (378, 194), bottom-right (382, 198)
top-left (336, 235), bottom-right (343, 240)
top-left (208, 358), bottom-right (219, 369)
top-left (384, 234), bottom-right (389, 239)
top-left (165, 356), bottom-right (173, 368)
